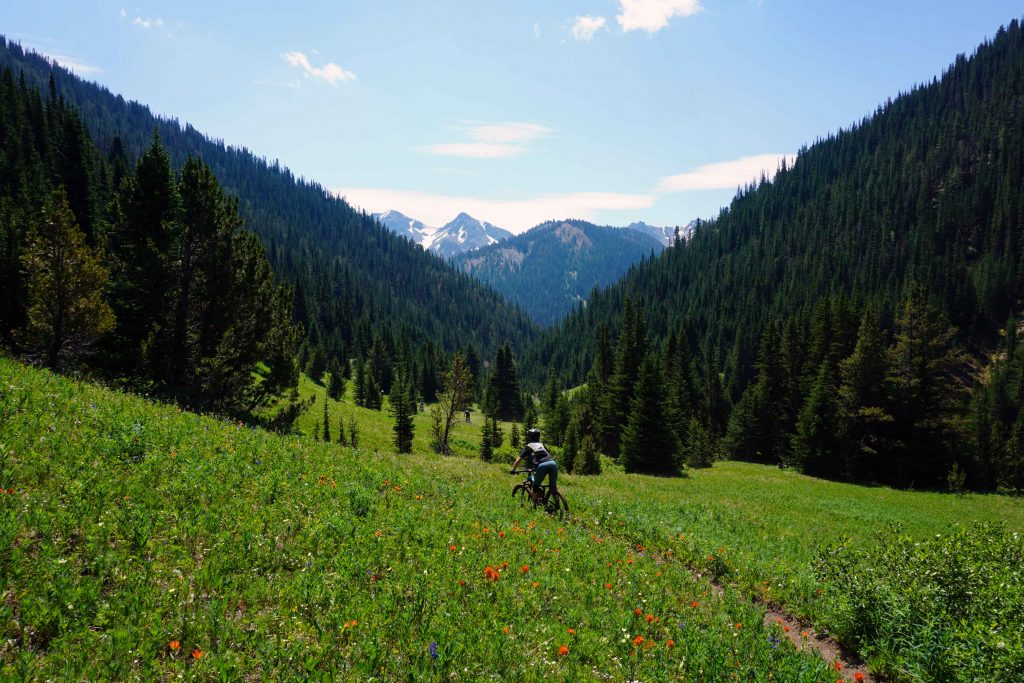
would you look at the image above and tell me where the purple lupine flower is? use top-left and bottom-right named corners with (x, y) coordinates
top-left (430, 642), bottom-right (438, 660)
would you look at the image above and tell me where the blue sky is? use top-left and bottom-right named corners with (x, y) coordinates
top-left (2, 1), bottom-right (1021, 232)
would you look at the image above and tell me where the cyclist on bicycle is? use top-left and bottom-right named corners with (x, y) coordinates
top-left (510, 428), bottom-right (558, 502)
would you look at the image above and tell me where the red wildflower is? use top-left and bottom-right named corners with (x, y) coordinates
top-left (646, 614), bottom-right (655, 623)
top-left (632, 635), bottom-right (644, 646)
top-left (834, 662), bottom-right (843, 671)
top-left (605, 583), bottom-right (613, 589)
top-left (450, 544), bottom-right (457, 551)
top-left (520, 565), bottom-right (529, 573)
top-left (567, 628), bottom-right (576, 635)
top-left (499, 531), bottom-right (506, 538)
top-left (634, 608), bottom-right (643, 616)
top-left (666, 639), bottom-right (675, 649)
top-left (168, 640), bottom-right (180, 652)
top-left (191, 648), bottom-right (204, 660)
top-left (854, 673), bottom-right (865, 682)
top-left (558, 645), bottom-right (569, 656)
top-left (690, 601), bottom-right (699, 608)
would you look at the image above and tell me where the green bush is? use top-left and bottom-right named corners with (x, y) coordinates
top-left (816, 522), bottom-right (1024, 681)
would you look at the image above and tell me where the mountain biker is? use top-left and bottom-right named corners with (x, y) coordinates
top-left (510, 428), bottom-right (558, 502)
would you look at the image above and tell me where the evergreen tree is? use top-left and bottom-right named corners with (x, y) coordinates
top-left (561, 416), bottom-right (579, 473)
top-left (523, 398), bottom-right (538, 430)
top-left (490, 416), bottom-right (504, 449)
top-left (789, 361), bottom-right (840, 475)
top-left (577, 434), bottom-right (602, 475)
top-left (353, 359), bottom-right (368, 407)
top-left (885, 285), bottom-right (967, 486)
top-left (486, 343), bottom-right (524, 420)
top-left (365, 374), bottom-right (383, 411)
top-left (510, 422), bottom-right (521, 449)
top-left (682, 416), bottom-right (718, 468)
top-left (327, 357), bottom-right (346, 401)
top-left (337, 414), bottom-right (348, 446)
top-left (620, 354), bottom-right (682, 475)
top-left (606, 298), bottom-right (648, 456)
top-left (348, 417), bottom-right (359, 449)
top-left (479, 418), bottom-right (494, 462)
top-left (838, 307), bottom-right (893, 478)
top-left (322, 397), bottom-right (331, 442)
top-left (17, 187), bottom-right (114, 369)
top-left (390, 370), bottom-right (414, 454)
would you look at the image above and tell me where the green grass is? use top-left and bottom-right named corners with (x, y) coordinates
top-left (2, 358), bottom-right (1022, 680)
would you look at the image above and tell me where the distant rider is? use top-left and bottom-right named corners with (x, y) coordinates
top-left (510, 428), bottom-right (558, 502)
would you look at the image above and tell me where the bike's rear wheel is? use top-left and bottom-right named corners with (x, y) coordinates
top-left (544, 490), bottom-right (569, 518)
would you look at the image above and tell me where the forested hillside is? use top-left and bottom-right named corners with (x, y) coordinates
top-left (453, 219), bottom-right (666, 327)
top-left (0, 37), bottom-right (536, 382)
top-left (525, 18), bottom-right (1024, 491)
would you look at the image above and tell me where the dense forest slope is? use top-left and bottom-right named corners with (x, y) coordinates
top-left (0, 37), bottom-right (536, 367)
top-left (453, 220), bottom-right (666, 327)
top-left (525, 18), bottom-right (1024, 490)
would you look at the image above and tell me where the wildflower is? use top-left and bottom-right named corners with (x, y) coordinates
top-left (532, 581), bottom-right (539, 588)
top-left (646, 614), bottom-right (655, 623)
top-left (168, 640), bottom-right (180, 652)
top-left (632, 635), bottom-right (644, 646)
top-left (191, 648), bottom-right (204, 660)
top-left (558, 645), bottom-right (569, 656)
top-left (605, 582), bottom-right (613, 589)
top-left (854, 674), bottom-right (865, 682)
top-left (501, 562), bottom-right (508, 570)
top-left (430, 642), bottom-right (438, 660)
top-left (374, 530), bottom-right (382, 538)
top-left (634, 608), bottom-right (643, 616)
top-left (734, 623), bottom-right (742, 630)
top-left (666, 639), bottom-right (675, 649)
top-left (459, 580), bottom-right (466, 586)
top-left (784, 625), bottom-right (791, 633)
top-left (450, 544), bottom-right (457, 551)
top-left (834, 662), bottom-right (843, 671)
top-left (520, 565), bottom-right (529, 573)
top-left (690, 601), bottom-right (699, 608)
top-left (502, 626), bottom-right (510, 634)
top-left (499, 531), bottom-right (506, 538)
top-left (801, 631), bottom-right (810, 638)
top-left (567, 628), bottom-right (576, 635)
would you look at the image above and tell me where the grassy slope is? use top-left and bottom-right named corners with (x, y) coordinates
top-left (2, 358), bottom-right (1022, 680)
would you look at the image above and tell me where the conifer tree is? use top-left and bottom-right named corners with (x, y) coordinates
top-left (348, 418), bottom-right (359, 449)
top-left (327, 357), bottom-right (346, 401)
top-left (838, 307), bottom-right (892, 477)
top-left (789, 361), bottom-right (840, 475)
top-left (337, 414), bottom-right (348, 446)
top-left (620, 354), bottom-right (682, 475)
top-left (490, 416), bottom-right (504, 449)
top-left (322, 398), bottom-right (331, 442)
top-left (523, 399), bottom-right (538, 430)
top-left (510, 422), bottom-right (521, 449)
top-left (354, 360), bottom-right (368, 407)
top-left (479, 418), bottom-right (494, 462)
top-left (561, 417), bottom-right (579, 473)
top-left (366, 374), bottom-right (383, 411)
top-left (391, 374), bottom-right (415, 454)
top-left (577, 434), bottom-right (602, 475)
top-left (682, 416), bottom-right (718, 468)
top-left (17, 188), bottom-right (114, 370)
top-left (606, 298), bottom-right (648, 456)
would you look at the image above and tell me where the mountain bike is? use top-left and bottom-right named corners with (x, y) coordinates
top-left (510, 470), bottom-right (569, 517)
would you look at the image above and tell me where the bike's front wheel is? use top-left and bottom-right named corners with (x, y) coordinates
top-left (512, 484), bottom-right (532, 506)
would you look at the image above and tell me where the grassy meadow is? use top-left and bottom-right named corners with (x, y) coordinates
top-left (2, 358), bottom-right (1022, 681)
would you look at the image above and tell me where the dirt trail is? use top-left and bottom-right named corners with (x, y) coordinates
top-left (583, 517), bottom-right (881, 682)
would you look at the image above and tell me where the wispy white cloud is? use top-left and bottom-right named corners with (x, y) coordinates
top-left (335, 188), bottom-right (654, 234)
top-left (571, 15), bottom-right (607, 41)
top-left (27, 45), bottom-right (101, 75)
top-left (280, 50), bottom-right (356, 84)
top-left (421, 122), bottom-right (552, 159)
top-left (132, 15), bottom-right (166, 29)
top-left (656, 153), bottom-right (796, 192)
top-left (616, 0), bottom-right (703, 33)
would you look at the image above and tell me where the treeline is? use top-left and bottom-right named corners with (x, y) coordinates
top-left (524, 19), bottom-right (1024, 491)
top-left (0, 36), bottom-right (537, 378)
top-left (0, 68), bottom-right (298, 419)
